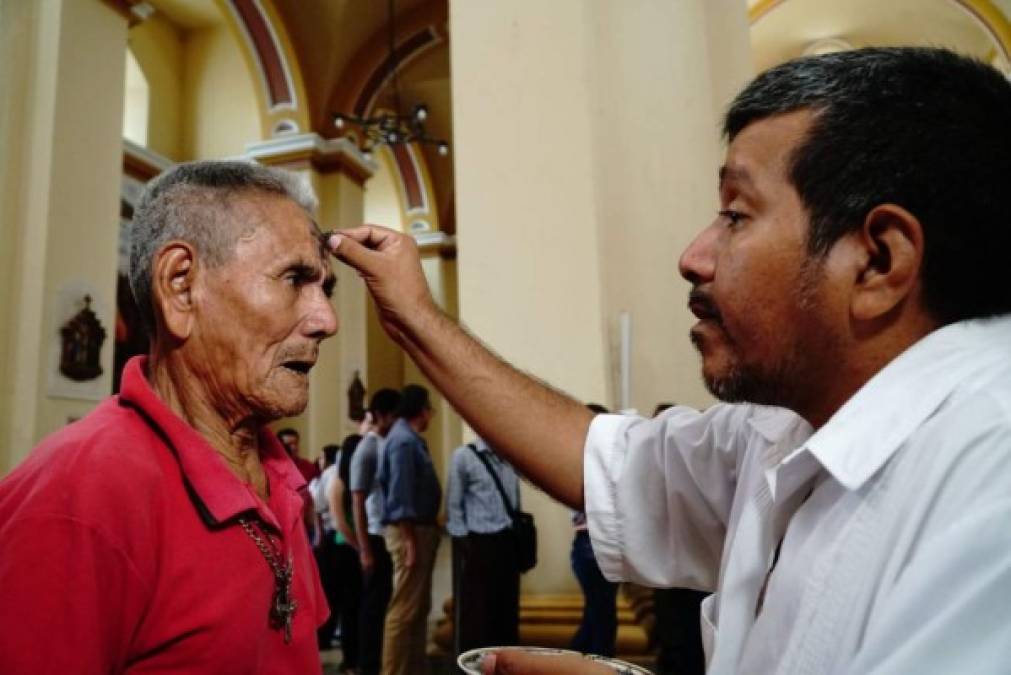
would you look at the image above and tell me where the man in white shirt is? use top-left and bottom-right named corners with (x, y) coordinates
top-left (328, 47), bottom-right (1011, 674)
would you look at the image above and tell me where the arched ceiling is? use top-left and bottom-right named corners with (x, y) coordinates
top-left (749, 0), bottom-right (1011, 74)
top-left (141, 0), bottom-right (1011, 236)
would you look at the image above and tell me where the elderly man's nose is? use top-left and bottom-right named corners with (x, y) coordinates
top-left (306, 294), bottom-right (339, 338)
top-left (678, 223), bottom-right (718, 284)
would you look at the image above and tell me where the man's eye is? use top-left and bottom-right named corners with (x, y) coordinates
top-left (719, 210), bottom-right (747, 228)
top-left (283, 274), bottom-right (301, 287)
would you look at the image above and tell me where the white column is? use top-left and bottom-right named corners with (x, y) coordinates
top-left (449, 0), bottom-right (752, 593)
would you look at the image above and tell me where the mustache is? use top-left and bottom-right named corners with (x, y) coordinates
top-left (688, 288), bottom-right (723, 324)
top-left (276, 346), bottom-right (319, 365)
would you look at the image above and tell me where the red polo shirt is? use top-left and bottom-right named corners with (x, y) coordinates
top-left (0, 357), bottom-right (328, 674)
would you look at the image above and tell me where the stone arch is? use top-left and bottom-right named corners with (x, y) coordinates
top-left (326, 0), bottom-right (448, 233)
top-left (216, 0), bottom-right (310, 137)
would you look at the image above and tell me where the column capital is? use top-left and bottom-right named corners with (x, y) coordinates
top-left (245, 133), bottom-right (376, 186)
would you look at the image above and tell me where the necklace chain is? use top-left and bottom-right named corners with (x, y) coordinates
top-left (238, 516), bottom-right (298, 643)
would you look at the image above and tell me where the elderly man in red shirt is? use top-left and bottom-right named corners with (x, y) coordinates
top-left (0, 160), bottom-right (337, 674)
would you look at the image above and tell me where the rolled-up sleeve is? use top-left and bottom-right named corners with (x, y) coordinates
top-left (584, 404), bottom-right (753, 590)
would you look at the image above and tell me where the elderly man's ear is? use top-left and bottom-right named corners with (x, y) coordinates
top-left (152, 242), bottom-right (198, 341)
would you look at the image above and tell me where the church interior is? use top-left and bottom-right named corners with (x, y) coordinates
top-left (2, 0), bottom-right (1009, 669)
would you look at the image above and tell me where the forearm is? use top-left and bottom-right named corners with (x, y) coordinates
top-left (396, 307), bottom-right (592, 508)
top-left (330, 226), bottom-right (593, 508)
top-left (351, 493), bottom-right (371, 554)
top-left (329, 480), bottom-right (356, 548)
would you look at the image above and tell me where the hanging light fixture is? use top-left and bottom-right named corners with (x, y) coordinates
top-left (333, 0), bottom-right (449, 161)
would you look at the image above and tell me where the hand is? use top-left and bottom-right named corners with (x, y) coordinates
top-left (328, 226), bottom-right (439, 344)
top-left (404, 536), bottom-right (417, 569)
top-left (481, 652), bottom-right (615, 675)
top-left (359, 547), bottom-right (375, 576)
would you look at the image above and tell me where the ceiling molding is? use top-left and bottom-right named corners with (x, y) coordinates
top-left (245, 133), bottom-right (376, 185)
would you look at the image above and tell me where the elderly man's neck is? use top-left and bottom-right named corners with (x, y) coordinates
top-left (147, 351), bottom-right (267, 490)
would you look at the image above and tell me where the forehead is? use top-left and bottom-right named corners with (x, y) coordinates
top-left (722, 110), bottom-right (815, 190)
top-left (231, 193), bottom-right (329, 265)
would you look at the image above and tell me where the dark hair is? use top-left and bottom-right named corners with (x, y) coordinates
top-left (586, 403), bottom-right (609, 415)
top-left (725, 47), bottom-right (1011, 325)
top-left (369, 388), bottom-right (402, 417)
top-left (652, 403), bottom-right (674, 417)
top-left (322, 443), bottom-right (340, 468)
top-left (397, 384), bottom-right (431, 419)
top-left (277, 428), bottom-right (299, 439)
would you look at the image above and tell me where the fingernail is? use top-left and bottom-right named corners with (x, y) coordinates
top-left (328, 233), bottom-right (343, 250)
top-left (483, 653), bottom-right (497, 673)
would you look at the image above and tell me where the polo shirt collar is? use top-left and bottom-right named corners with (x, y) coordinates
top-left (800, 316), bottom-right (1011, 491)
top-left (118, 356), bottom-right (306, 526)
top-left (390, 417), bottom-right (421, 442)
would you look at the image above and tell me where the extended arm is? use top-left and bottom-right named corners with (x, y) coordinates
top-left (351, 491), bottom-right (373, 571)
top-left (330, 227), bottom-right (593, 508)
top-left (328, 475), bottom-right (357, 550)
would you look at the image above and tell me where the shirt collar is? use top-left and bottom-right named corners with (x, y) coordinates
top-left (801, 316), bottom-right (1011, 491)
top-left (390, 417), bottom-right (421, 442)
top-left (745, 406), bottom-right (817, 501)
top-left (118, 356), bottom-right (306, 526)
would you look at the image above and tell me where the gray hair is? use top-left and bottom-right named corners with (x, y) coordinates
top-left (128, 160), bottom-right (318, 335)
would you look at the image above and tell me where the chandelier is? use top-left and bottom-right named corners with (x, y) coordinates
top-left (333, 0), bottom-right (449, 161)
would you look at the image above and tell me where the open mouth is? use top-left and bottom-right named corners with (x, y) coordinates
top-left (281, 361), bottom-right (314, 375)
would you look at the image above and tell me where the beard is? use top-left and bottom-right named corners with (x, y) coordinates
top-left (693, 331), bottom-right (809, 406)
top-left (690, 255), bottom-right (830, 409)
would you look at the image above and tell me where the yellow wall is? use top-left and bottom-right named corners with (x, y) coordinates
top-left (0, 0), bottom-right (39, 473)
top-left (593, 0), bottom-right (752, 414)
top-left (182, 23), bottom-right (261, 160)
top-left (128, 12), bottom-right (184, 160)
top-left (0, 0), bottom-right (127, 472)
top-left (364, 147), bottom-right (407, 231)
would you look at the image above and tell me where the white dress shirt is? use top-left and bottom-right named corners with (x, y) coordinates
top-left (584, 316), bottom-right (1011, 674)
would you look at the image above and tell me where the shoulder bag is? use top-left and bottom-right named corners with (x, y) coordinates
top-left (468, 444), bottom-right (537, 573)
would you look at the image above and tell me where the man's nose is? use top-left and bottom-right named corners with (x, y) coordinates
top-left (678, 221), bottom-right (718, 285)
top-left (305, 291), bottom-right (339, 339)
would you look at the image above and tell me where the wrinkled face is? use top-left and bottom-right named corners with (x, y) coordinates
top-left (190, 193), bottom-right (338, 423)
top-left (678, 110), bottom-right (843, 411)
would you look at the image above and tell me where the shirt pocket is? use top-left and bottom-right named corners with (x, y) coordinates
top-left (700, 592), bottom-right (718, 666)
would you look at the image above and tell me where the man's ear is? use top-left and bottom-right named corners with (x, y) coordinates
top-left (152, 242), bottom-right (198, 341)
top-left (850, 204), bottom-right (925, 322)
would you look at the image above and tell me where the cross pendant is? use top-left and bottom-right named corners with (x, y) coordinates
top-left (269, 561), bottom-right (298, 644)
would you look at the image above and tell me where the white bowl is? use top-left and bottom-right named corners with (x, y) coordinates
top-left (457, 646), bottom-right (654, 674)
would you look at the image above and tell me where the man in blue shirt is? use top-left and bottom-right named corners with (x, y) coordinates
top-left (446, 438), bottom-right (521, 656)
top-left (377, 384), bottom-right (441, 675)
